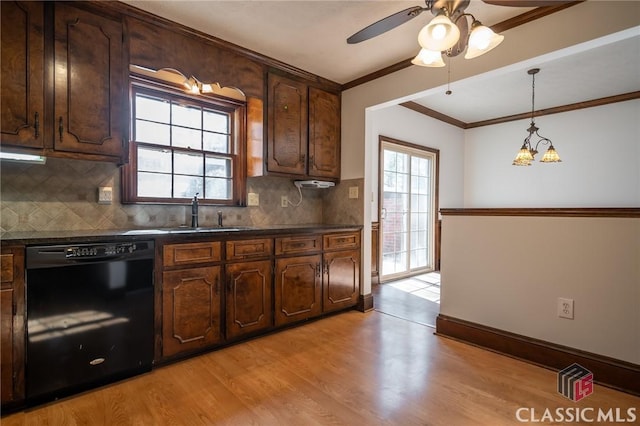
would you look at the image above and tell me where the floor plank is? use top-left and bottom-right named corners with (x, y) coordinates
top-left (2, 311), bottom-right (638, 425)
top-left (373, 282), bottom-right (440, 327)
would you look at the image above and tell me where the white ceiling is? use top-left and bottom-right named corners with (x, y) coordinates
top-left (121, 1), bottom-right (640, 123)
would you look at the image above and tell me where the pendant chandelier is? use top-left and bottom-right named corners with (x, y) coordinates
top-left (512, 68), bottom-right (562, 166)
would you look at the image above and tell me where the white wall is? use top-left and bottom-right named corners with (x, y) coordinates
top-left (344, 1), bottom-right (639, 306)
top-left (440, 215), bottom-right (640, 364)
top-left (368, 105), bottom-right (465, 222)
top-left (464, 100), bottom-right (640, 207)
top-left (341, 1), bottom-right (640, 181)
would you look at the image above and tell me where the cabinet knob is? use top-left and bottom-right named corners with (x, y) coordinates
top-left (58, 117), bottom-right (64, 142)
top-left (283, 104), bottom-right (288, 111)
top-left (34, 112), bottom-right (39, 138)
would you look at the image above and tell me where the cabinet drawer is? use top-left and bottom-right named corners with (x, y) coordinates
top-left (226, 238), bottom-right (273, 261)
top-left (275, 235), bottom-right (322, 256)
top-left (323, 232), bottom-right (360, 251)
top-left (163, 242), bottom-right (222, 267)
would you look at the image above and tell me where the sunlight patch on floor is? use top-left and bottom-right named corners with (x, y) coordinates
top-left (387, 272), bottom-right (440, 303)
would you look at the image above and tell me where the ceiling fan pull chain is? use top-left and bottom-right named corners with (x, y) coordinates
top-left (446, 56), bottom-right (452, 95)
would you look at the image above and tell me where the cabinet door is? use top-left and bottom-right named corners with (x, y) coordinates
top-left (0, 288), bottom-right (14, 404)
top-left (275, 255), bottom-right (321, 326)
top-left (323, 250), bottom-right (360, 313)
top-left (308, 87), bottom-right (340, 179)
top-left (0, 1), bottom-right (45, 149)
top-left (267, 73), bottom-right (307, 175)
top-left (53, 4), bottom-right (125, 158)
top-left (225, 260), bottom-right (272, 339)
top-left (162, 266), bottom-right (222, 358)
top-left (0, 248), bottom-right (25, 406)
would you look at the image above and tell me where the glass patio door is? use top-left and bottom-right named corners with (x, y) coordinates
top-left (380, 139), bottom-right (438, 281)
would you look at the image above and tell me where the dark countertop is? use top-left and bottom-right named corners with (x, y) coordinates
top-left (0, 224), bottom-right (363, 246)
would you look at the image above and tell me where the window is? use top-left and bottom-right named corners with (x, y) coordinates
top-left (122, 81), bottom-right (246, 205)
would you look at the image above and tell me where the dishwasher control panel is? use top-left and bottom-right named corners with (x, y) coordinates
top-left (27, 241), bottom-right (154, 268)
top-left (66, 243), bottom-right (139, 258)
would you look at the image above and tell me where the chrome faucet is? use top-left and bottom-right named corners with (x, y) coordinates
top-left (217, 210), bottom-right (223, 227)
top-left (191, 193), bottom-right (199, 228)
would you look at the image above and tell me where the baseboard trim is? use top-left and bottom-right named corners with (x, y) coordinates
top-left (357, 293), bottom-right (374, 312)
top-left (435, 314), bottom-right (640, 396)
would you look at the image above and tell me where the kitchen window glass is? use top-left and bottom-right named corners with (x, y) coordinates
top-left (122, 82), bottom-right (246, 206)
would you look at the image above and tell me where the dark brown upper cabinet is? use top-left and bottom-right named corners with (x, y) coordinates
top-left (0, 1), bottom-right (45, 150)
top-left (308, 87), bottom-right (340, 179)
top-left (267, 73), bottom-right (308, 176)
top-left (0, 2), bottom-right (126, 163)
top-left (53, 3), bottom-right (126, 160)
top-left (255, 73), bottom-right (340, 180)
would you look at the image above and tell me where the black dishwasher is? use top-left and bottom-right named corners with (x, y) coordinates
top-left (25, 240), bottom-right (155, 405)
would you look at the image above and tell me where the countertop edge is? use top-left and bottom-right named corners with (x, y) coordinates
top-left (1, 224), bottom-right (363, 246)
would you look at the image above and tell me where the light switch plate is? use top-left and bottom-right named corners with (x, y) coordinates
top-left (247, 192), bottom-right (259, 206)
top-left (98, 186), bottom-right (112, 204)
top-left (348, 187), bottom-right (359, 199)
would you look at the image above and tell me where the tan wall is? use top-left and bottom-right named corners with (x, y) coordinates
top-left (440, 215), bottom-right (640, 364)
top-left (0, 157), bottom-right (363, 232)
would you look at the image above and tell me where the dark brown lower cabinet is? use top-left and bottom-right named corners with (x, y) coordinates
top-left (274, 254), bottom-right (322, 326)
top-left (225, 260), bottom-right (273, 340)
top-left (0, 247), bottom-right (25, 408)
top-left (162, 266), bottom-right (222, 358)
top-left (323, 249), bottom-right (360, 313)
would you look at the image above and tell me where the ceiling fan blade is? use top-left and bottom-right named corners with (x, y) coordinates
top-left (482, 0), bottom-right (573, 6)
top-left (347, 6), bottom-right (426, 44)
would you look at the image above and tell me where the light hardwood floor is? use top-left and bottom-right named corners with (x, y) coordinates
top-left (2, 310), bottom-right (638, 425)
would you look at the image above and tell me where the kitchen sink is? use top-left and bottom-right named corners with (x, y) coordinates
top-left (122, 227), bottom-right (245, 235)
top-left (166, 227), bottom-right (243, 234)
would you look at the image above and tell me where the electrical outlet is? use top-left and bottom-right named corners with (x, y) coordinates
top-left (247, 192), bottom-right (259, 206)
top-left (558, 297), bottom-right (574, 319)
top-left (281, 195), bottom-right (288, 208)
top-left (348, 186), bottom-right (359, 199)
top-left (98, 186), bottom-right (113, 205)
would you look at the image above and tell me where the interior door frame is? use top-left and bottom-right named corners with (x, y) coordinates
top-left (378, 135), bottom-right (440, 282)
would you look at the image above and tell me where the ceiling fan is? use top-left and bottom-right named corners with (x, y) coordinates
top-left (347, 0), bottom-right (573, 65)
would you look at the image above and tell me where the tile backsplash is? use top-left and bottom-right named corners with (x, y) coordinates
top-left (0, 157), bottom-right (363, 233)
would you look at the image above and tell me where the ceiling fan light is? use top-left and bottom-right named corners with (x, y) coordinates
top-left (411, 48), bottom-right (445, 67)
top-left (465, 22), bottom-right (504, 59)
top-left (418, 14), bottom-right (460, 51)
top-left (540, 145), bottom-right (562, 163)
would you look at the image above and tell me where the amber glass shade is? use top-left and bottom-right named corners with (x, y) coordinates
top-left (540, 146), bottom-right (562, 163)
top-left (512, 147), bottom-right (534, 166)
